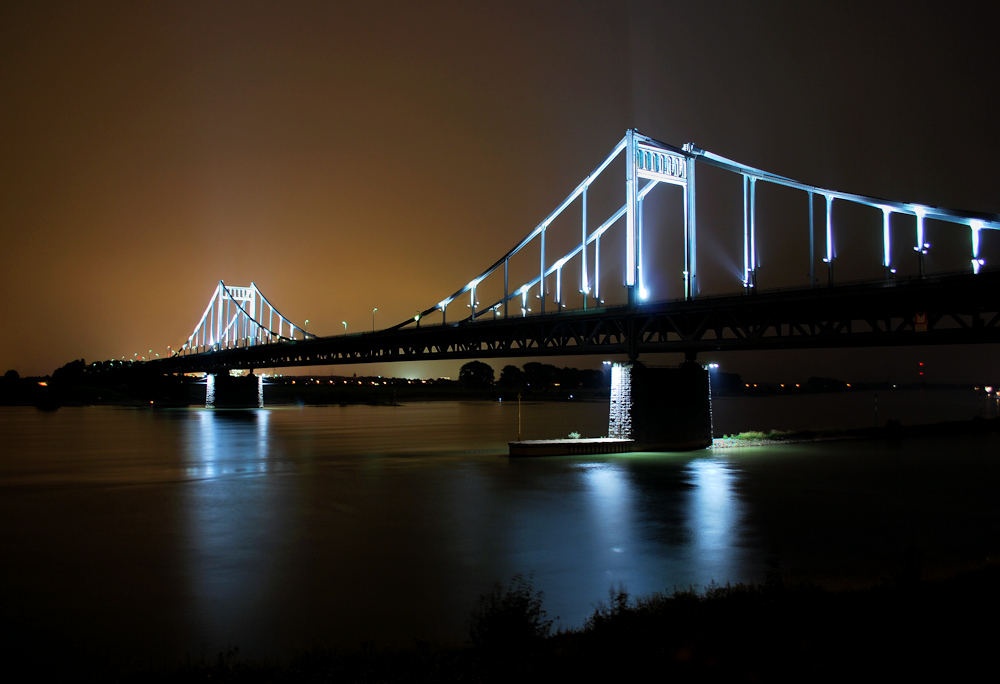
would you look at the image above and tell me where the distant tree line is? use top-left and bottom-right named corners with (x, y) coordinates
top-left (458, 360), bottom-right (610, 392)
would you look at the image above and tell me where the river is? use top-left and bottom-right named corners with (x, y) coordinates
top-left (1, 390), bottom-right (998, 667)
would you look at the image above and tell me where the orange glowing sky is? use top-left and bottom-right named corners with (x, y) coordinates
top-left (2, 2), bottom-right (999, 382)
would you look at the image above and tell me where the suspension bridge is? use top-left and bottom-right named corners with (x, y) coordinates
top-left (152, 129), bottom-right (1000, 376)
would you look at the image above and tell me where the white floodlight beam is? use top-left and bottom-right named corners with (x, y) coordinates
top-left (215, 282), bottom-right (223, 348)
top-left (685, 151), bottom-right (697, 299)
top-left (581, 185), bottom-right (588, 298)
top-left (808, 192), bottom-right (815, 286)
top-left (625, 129), bottom-right (638, 295)
top-left (638, 195), bottom-right (645, 299)
top-left (249, 284), bottom-right (258, 345)
top-left (743, 175), bottom-right (750, 287)
top-left (504, 258), bottom-right (509, 318)
top-left (914, 207), bottom-right (926, 251)
top-left (743, 176), bottom-right (758, 289)
top-left (540, 226), bottom-right (546, 314)
top-left (972, 220), bottom-right (984, 273)
top-left (915, 207), bottom-right (927, 278)
top-left (881, 207), bottom-right (893, 278)
top-left (824, 193), bottom-right (834, 285)
top-left (595, 234), bottom-right (601, 301)
top-left (751, 178), bottom-right (758, 286)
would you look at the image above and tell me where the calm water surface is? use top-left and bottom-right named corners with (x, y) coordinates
top-left (1, 395), bottom-right (998, 665)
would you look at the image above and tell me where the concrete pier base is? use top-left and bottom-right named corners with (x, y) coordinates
top-left (207, 372), bottom-right (263, 408)
top-left (609, 362), bottom-right (713, 451)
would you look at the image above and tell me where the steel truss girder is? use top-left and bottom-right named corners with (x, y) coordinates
top-left (153, 270), bottom-right (1000, 374)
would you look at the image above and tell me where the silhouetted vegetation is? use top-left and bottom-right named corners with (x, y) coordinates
top-left (0, 359), bottom-right (614, 407)
top-left (497, 364), bottom-right (524, 389)
top-left (468, 574), bottom-right (552, 653)
top-left (458, 360), bottom-right (495, 389)
top-left (83, 562), bottom-right (999, 682)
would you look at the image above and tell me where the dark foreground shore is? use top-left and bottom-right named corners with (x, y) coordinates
top-left (44, 560), bottom-right (999, 683)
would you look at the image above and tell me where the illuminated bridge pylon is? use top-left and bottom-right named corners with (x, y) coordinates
top-left (178, 281), bottom-right (314, 356)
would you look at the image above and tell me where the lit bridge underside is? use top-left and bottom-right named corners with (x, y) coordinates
top-left (153, 269), bottom-right (1000, 375)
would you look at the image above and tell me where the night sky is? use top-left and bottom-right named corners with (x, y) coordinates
top-left (3, 1), bottom-right (998, 383)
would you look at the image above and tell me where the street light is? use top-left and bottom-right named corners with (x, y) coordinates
top-left (304, 319), bottom-right (309, 334)
top-left (372, 307), bottom-right (378, 332)
top-left (342, 321), bottom-right (347, 333)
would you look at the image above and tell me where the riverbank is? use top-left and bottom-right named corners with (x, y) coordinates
top-left (712, 415), bottom-right (1000, 448)
top-left (85, 561), bottom-right (999, 682)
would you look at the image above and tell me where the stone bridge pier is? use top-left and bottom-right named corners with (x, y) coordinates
top-left (608, 361), bottom-right (713, 450)
top-left (206, 371), bottom-right (263, 408)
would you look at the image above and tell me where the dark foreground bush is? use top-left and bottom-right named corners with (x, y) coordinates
top-left (468, 573), bottom-right (552, 653)
top-left (84, 563), bottom-right (1000, 682)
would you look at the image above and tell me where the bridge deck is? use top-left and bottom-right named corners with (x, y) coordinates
top-left (156, 269), bottom-right (1000, 373)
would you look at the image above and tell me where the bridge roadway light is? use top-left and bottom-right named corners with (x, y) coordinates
top-left (372, 307), bottom-right (378, 332)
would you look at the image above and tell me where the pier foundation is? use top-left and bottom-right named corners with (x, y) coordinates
top-left (207, 371), bottom-right (263, 408)
top-left (609, 361), bottom-right (713, 450)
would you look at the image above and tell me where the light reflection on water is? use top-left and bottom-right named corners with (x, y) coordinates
top-left (580, 463), bottom-right (633, 562)
top-left (185, 409), bottom-right (273, 479)
top-left (685, 458), bottom-right (741, 578)
top-left (2, 401), bottom-right (998, 665)
top-left (181, 410), bottom-right (293, 647)
top-left (169, 408), bottom-right (760, 650)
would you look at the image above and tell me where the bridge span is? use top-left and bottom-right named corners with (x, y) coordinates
top-left (137, 129), bottom-right (1000, 448)
top-left (159, 129), bottom-right (999, 374)
top-left (153, 268), bottom-right (1000, 376)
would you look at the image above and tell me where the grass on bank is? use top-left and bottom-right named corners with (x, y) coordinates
top-left (721, 415), bottom-right (1000, 444)
top-left (86, 561), bottom-right (1000, 683)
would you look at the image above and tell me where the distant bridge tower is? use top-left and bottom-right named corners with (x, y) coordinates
top-left (179, 280), bottom-right (314, 356)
